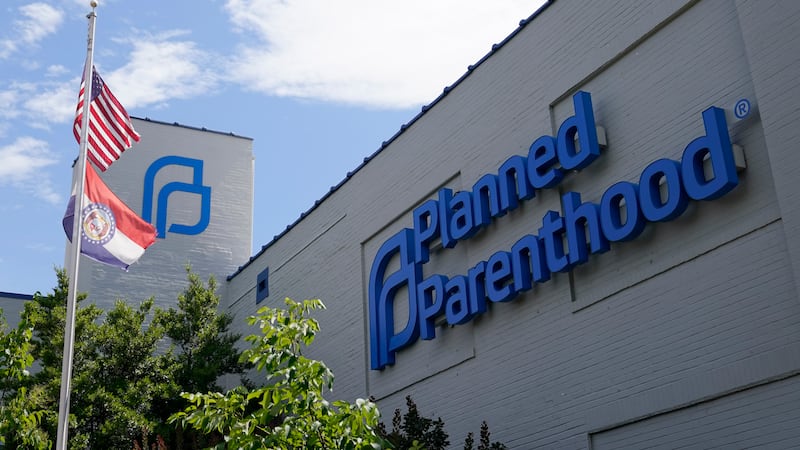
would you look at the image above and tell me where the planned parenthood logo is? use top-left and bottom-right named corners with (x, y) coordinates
top-left (368, 92), bottom-right (744, 370)
top-left (142, 155), bottom-right (211, 238)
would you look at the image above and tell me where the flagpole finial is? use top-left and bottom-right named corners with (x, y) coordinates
top-left (90, 0), bottom-right (98, 8)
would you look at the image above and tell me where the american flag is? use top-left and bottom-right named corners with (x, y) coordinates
top-left (73, 66), bottom-right (140, 171)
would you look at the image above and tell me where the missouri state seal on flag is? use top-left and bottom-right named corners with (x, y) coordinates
top-left (63, 164), bottom-right (156, 270)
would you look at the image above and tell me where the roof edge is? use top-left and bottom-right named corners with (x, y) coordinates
top-left (0, 291), bottom-right (35, 301)
top-left (132, 116), bottom-right (254, 141)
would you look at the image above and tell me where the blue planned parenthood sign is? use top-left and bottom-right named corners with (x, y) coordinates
top-left (368, 91), bottom-right (743, 370)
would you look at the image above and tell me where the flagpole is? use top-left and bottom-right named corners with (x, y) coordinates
top-left (56, 2), bottom-right (97, 448)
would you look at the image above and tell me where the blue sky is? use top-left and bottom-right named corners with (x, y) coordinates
top-left (0, 0), bottom-right (542, 295)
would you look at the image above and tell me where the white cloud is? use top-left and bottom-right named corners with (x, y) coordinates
top-left (25, 242), bottom-right (57, 253)
top-left (18, 3), bottom-right (62, 44)
top-left (0, 3), bottom-right (63, 59)
top-left (0, 90), bottom-right (20, 120)
top-left (0, 40), bottom-right (15, 59)
top-left (106, 31), bottom-right (219, 109)
top-left (0, 79), bottom-right (78, 128)
top-left (0, 29), bottom-right (217, 132)
top-left (224, 0), bottom-right (540, 109)
top-left (23, 79), bottom-right (79, 126)
top-left (0, 136), bottom-right (60, 204)
top-left (45, 64), bottom-right (70, 77)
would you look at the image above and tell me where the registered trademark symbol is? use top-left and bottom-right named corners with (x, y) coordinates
top-left (734, 98), bottom-right (751, 119)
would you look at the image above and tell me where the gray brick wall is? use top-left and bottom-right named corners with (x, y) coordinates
top-left (75, 118), bottom-right (253, 314)
top-left (222, 0), bottom-right (800, 447)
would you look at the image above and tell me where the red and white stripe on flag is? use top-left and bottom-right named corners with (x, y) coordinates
top-left (73, 66), bottom-right (140, 172)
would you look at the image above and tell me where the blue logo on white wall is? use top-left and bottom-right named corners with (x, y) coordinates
top-left (142, 156), bottom-right (211, 238)
top-left (368, 91), bottom-right (744, 370)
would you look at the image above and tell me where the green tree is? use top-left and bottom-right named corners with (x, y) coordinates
top-left (16, 268), bottom-right (103, 447)
top-left (0, 308), bottom-right (51, 449)
top-left (155, 268), bottom-right (246, 394)
top-left (0, 310), bottom-right (33, 391)
top-left (19, 269), bottom-right (173, 449)
top-left (378, 396), bottom-right (507, 450)
top-left (463, 421), bottom-right (507, 450)
top-left (170, 298), bottom-right (387, 449)
top-left (8, 268), bottom-right (251, 449)
top-left (23, 269), bottom-right (101, 390)
top-left (378, 396), bottom-right (449, 450)
top-left (71, 298), bottom-right (172, 449)
top-left (153, 268), bottom-right (248, 449)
